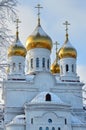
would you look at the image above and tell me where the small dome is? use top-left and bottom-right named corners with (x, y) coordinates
top-left (8, 34), bottom-right (26, 57)
top-left (26, 24), bottom-right (52, 51)
top-left (58, 34), bottom-right (77, 59)
top-left (50, 60), bottom-right (60, 74)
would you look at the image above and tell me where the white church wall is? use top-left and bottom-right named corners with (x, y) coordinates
top-left (51, 83), bottom-right (83, 109)
top-left (27, 48), bottom-right (51, 74)
top-left (6, 124), bottom-right (25, 130)
top-left (25, 102), bottom-right (72, 130)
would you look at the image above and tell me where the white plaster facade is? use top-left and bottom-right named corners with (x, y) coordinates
top-left (0, 13), bottom-right (86, 130)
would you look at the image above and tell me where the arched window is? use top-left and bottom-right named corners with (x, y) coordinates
top-left (31, 58), bottom-right (33, 68)
top-left (66, 64), bottom-right (69, 72)
top-left (47, 59), bottom-right (50, 69)
top-left (52, 127), bottom-right (55, 130)
top-left (65, 118), bottom-right (67, 125)
top-left (36, 58), bottom-right (39, 68)
top-left (39, 127), bottom-right (42, 130)
top-left (58, 127), bottom-right (60, 130)
top-left (19, 63), bottom-right (22, 70)
top-left (42, 58), bottom-right (45, 68)
top-left (13, 63), bottom-right (16, 71)
top-left (46, 127), bottom-right (49, 130)
top-left (45, 93), bottom-right (51, 101)
top-left (31, 118), bottom-right (33, 124)
top-left (72, 64), bottom-right (74, 72)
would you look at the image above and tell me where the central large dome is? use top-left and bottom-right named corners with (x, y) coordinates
top-left (26, 24), bottom-right (52, 51)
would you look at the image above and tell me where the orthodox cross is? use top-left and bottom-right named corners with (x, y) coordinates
top-left (14, 19), bottom-right (21, 40)
top-left (14, 18), bottom-right (21, 32)
top-left (63, 21), bottom-right (70, 34)
top-left (35, 4), bottom-right (43, 25)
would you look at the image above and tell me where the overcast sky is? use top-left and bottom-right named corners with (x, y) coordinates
top-left (9, 0), bottom-right (86, 87)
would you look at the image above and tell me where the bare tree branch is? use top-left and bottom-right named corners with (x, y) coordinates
top-left (0, 0), bottom-right (18, 80)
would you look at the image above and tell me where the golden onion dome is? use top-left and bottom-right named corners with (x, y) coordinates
top-left (50, 60), bottom-right (60, 74)
top-left (8, 32), bottom-right (26, 57)
top-left (58, 34), bottom-right (77, 59)
top-left (26, 24), bottom-right (52, 51)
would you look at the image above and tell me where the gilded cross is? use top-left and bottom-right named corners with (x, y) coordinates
top-left (14, 19), bottom-right (21, 40)
top-left (14, 19), bottom-right (21, 32)
top-left (63, 21), bottom-right (70, 34)
top-left (35, 4), bottom-right (43, 25)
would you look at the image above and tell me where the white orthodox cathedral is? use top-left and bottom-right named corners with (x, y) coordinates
top-left (0, 4), bottom-right (86, 130)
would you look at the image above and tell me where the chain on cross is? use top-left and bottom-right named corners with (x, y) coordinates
top-left (63, 21), bottom-right (70, 34)
top-left (35, 4), bottom-right (43, 25)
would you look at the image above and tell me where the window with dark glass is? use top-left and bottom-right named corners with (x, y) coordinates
top-left (19, 63), bottom-right (22, 70)
top-left (58, 127), bottom-right (60, 130)
top-left (46, 127), bottom-right (49, 130)
top-left (48, 119), bottom-right (52, 123)
top-left (13, 63), bottom-right (16, 71)
top-left (39, 127), bottom-right (42, 130)
top-left (42, 58), bottom-right (45, 68)
top-left (66, 64), bottom-right (69, 72)
top-left (31, 58), bottom-right (33, 68)
top-left (65, 118), bottom-right (67, 125)
top-left (47, 59), bottom-right (49, 69)
top-left (36, 58), bottom-right (39, 68)
top-left (46, 93), bottom-right (51, 101)
top-left (52, 127), bottom-right (55, 130)
top-left (72, 64), bottom-right (74, 72)
top-left (31, 118), bottom-right (33, 124)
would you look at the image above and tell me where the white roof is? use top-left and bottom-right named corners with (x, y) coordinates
top-left (31, 92), bottom-right (64, 104)
top-left (26, 74), bottom-right (35, 81)
top-left (9, 115), bottom-right (25, 125)
top-left (71, 114), bottom-right (83, 124)
top-left (15, 39), bottom-right (25, 47)
top-left (63, 39), bottom-right (75, 48)
top-left (16, 40), bottom-right (23, 46)
top-left (31, 25), bottom-right (49, 37)
top-left (11, 38), bottom-right (25, 48)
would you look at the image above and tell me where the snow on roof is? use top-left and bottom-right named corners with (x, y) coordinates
top-left (63, 40), bottom-right (74, 48)
top-left (31, 92), bottom-right (64, 104)
top-left (9, 115), bottom-right (25, 125)
top-left (15, 39), bottom-right (25, 47)
top-left (31, 25), bottom-right (49, 37)
top-left (26, 74), bottom-right (35, 82)
top-left (71, 114), bottom-right (83, 124)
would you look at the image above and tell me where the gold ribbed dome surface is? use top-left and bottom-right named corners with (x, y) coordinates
top-left (26, 24), bottom-right (52, 51)
top-left (58, 34), bottom-right (77, 59)
top-left (8, 39), bottom-right (26, 57)
top-left (50, 61), bottom-right (60, 74)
